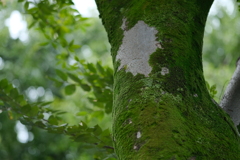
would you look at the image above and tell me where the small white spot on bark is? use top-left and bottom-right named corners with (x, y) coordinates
top-left (156, 42), bottom-right (164, 49)
top-left (121, 18), bottom-right (127, 30)
top-left (161, 67), bottom-right (169, 75)
top-left (193, 94), bottom-right (198, 97)
top-left (137, 131), bottom-right (141, 138)
top-left (117, 19), bottom-right (159, 77)
top-left (129, 119), bottom-right (132, 124)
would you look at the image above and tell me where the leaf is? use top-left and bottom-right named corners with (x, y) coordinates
top-left (9, 88), bottom-right (19, 100)
top-left (93, 125), bottom-right (102, 136)
top-left (76, 111), bottom-right (87, 116)
top-left (87, 63), bottom-right (97, 73)
top-left (55, 69), bottom-right (68, 81)
top-left (24, 1), bottom-right (29, 10)
top-left (8, 110), bottom-right (13, 119)
top-left (37, 101), bottom-right (53, 107)
top-left (19, 117), bottom-right (32, 125)
top-left (74, 133), bottom-right (98, 143)
top-left (48, 76), bottom-right (64, 87)
top-left (105, 101), bottom-right (112, 114)
top-left (67, 125), bottom-right (82, 134)
top-left (35, 121), bottom-right (46, 128)
top-left (67, 73), bottom-right (82, 83)
top-left (48, 115), bottom-right (58, 125)
top-left (37, 113), bottom-right (44, 119)
top-left (80, 84), bottom-right (91, 91)
top-left (20, 104), bottom-right (31, 115)
top-left (29, 106), bottom-right (39, 117)
top-left (39, 42), bottom-right (49, 46)
top-left (64, 84), bottom-right (76, 95)
top-left (28, 21), bottom-right (37, 29)
top-left (96, 61), bottom-right (105, 75)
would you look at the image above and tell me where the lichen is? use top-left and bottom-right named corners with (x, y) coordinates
top-left (116, 19), bottom-right (158, 77)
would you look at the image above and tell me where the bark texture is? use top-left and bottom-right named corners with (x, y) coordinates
top-left (96, 0), bottom-right (240, 159)
top-left (221, 58), bottom-right (240, 130)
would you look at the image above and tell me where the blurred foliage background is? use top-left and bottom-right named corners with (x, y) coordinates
top-left (0, 0), bottom-right (239, 159)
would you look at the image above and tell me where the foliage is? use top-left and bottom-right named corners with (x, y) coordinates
top-left (205, 81), bottom-right (218, 99)
top-left (0, 0), bottom-right (115, 159)
top-left (203, 0), bottom-right (240, 101)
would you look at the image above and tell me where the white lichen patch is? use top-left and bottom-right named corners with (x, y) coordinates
top-left (133, 145), bottom-right (137, 150)
top-left (137, 131), bottom-right (141, 139)
top-left (156, 42), bottom-right (164, 49)
top-left (120, 18), bottom-right (127, 30)
top-left (116, 19), bottom-right (159, 77)
top-left (129, 119), bottom-right (132, 124)
top-left (193, 94), bottom-right (198, 97)
top-left (161, 67), bottom-right (169, 75)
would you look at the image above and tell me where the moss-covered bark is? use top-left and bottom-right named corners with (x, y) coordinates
top-left (96, 0), bottom-right (240, 159)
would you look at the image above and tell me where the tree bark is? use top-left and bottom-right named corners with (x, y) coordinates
top-left (96, 0), bottom-right (240, 159)
top-left (221, 58), bottom-right (240, 130)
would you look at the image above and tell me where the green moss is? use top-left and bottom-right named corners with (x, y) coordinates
top-left (96, 0), bottom-right (240, 159)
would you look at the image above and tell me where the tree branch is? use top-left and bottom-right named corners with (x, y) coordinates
top-left (220, 58), bottom-right (240, 128)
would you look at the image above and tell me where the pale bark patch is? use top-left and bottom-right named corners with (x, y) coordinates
top-left (193, 94), bottom-right (198, 97)
top-left (116, 19), bottom-right (158, 77)
top-left (161, 67), bottom-right (169, 75)
top-left (137, 131), bottom-right (141, 138)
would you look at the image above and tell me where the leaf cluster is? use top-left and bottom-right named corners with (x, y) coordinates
top-left (0, 78), bottom-right (115, 157)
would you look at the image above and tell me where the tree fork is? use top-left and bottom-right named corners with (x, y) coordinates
top-left (96, 0), bottom-right (240, 159)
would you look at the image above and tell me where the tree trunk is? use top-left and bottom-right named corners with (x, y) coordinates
top-left (95, 0), bottom-right (240, 159)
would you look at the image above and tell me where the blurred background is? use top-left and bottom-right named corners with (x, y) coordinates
top-left (0, 0), bottom-right (239, 159)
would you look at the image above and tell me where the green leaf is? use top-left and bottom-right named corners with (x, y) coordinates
top-left (48, 115), bottom-right (58, 125)
top-left (55, 69), bottom-right (68, 81)
top-left (37, 101), bottom-right (53, 107)
top-left (35, 121), bottom-right (46, 128)
top-left (48, 76), bottom-right (64, 87)
top-left (28, 21), bottom-right (37, 29)
top-left (96, 61), bottom-right (105, 75)
top-left (37, 113), bottom-right (44, 119)
top-left (105, 101), bottom-right (112, 114)
top-left (80, 84), bottom-right (91, 91)
top-left (67, 125), bottom-right (82, 134)
top-left (74, 133), bottom-right (98, 143)
top-left (19, 117), bottom-right (32, 125)
top-left (67, 73), bottom-right (82, 83)
top-left (87, 63), bottom-right (97, 73)
top-left (64, 84), bottom-right (76, 95)
top-left (24, 1), bottom-right (29, 10)
top-left (20, 104), bottom-right (31, 115)
top-left (29, 106), bottom-right (39, 117)
top-left (93, 125), bottom-right (102, 136)
top-left (8, 110), bottom-right (13, 119)
top-left (9, 88), bottom-right (19, 99)
top-left (71, 44), bottom-right (81, 49)
top-left (39, 42), bottom-right (49, 46)
top-left (76, 111), bottom-right (87, 116)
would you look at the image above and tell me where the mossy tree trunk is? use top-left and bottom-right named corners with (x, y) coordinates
top-left (96, 0), bottom-right (240, 159)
